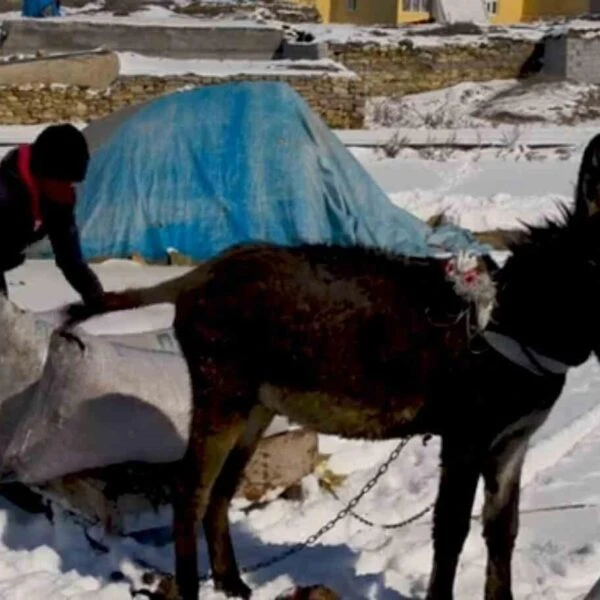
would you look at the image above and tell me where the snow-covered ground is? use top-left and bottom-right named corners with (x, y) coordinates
top-left (117, 53), bottom-right (354, 78)
top-left (367, 80), bottom-right (600, 130)
top-left (359, 149), bottom-right (579, 232)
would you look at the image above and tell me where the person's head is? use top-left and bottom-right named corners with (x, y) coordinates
top-left (30, 124), bottom-right (90, 183)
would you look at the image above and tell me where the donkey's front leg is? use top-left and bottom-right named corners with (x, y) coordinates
top-left (426, 439), bottom-right (481, 600)
top-left (481, 438), bottom-right (528, 600)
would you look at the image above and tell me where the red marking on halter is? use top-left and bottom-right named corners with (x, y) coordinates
top-left (444, 258), bottom-right (480, 287)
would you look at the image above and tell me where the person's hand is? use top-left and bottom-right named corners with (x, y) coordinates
top-left (62, 291), bottom-right (130, 327)
top-left (0, 253), bottom-right (25, 272)
top-left (62, 300), bottom-right (95, 327)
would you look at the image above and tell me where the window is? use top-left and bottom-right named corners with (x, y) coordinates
top-left (486, 0), bottom-right (498, 15)
top-left (403, 0), bottom-right (427, 11)
top-left (347, 0), bottom-right (357, 11)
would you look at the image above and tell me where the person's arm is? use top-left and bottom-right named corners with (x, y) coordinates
top-left (45, 203), bottom-right (104, 305)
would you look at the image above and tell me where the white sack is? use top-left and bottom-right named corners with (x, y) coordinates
top-left (4, 328), bottom-right (192, 484)
top-left (0, 298), bottom-right (50, 467)
top-left (0, 297), bottom-right (49, 399)
top-left (2, 322), bottom-right (292, 485)
top-left (34, 307), bottom-right (181, 354)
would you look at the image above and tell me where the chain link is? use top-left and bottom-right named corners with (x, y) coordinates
top-left (325, 483), bottom-right (434, 530)
top-left (75, 435), bottom-right (428, 591)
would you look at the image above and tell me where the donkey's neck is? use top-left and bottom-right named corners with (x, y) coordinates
top-left (489, 237), bottom-right (592, 371)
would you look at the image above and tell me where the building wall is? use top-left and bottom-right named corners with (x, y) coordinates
top-left (311, 0), bottom-right (439, 24)
top-left (521, 0), bottom-right (589, 20)
top-left (329, 0), bottom-right (398, 24)
top-left (307, 0), bottom-right (592, 25)
top-left (566, 36), bottom-right (600, 83)
top-left (328, 38), bottom-right (536, 97)
top-left (314, 0), bottom-right (331, 22)
top-left (489, 1), bottom-right (525, 24)
top-left (0, 73), bottom-right (365, 129)
top-left (397, 8), bottom-right (430, 23)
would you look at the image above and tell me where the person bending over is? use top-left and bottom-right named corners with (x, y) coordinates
top-left (0, 123), bottom-right (103, 306)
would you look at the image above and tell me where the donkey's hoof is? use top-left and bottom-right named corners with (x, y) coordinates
top-left (214, 575), bottom-right (252, 599)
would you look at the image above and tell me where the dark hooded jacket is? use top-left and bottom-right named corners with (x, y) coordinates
top-left (0, 146), bottom-right (103, 303)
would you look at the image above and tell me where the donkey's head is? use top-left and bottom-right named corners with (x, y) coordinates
top-left (492, 207), bottom-right (600, 369)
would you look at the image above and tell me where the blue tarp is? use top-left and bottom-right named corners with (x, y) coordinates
top-left (22, 0), bottom-right (59, 17)
top-left (75, 81), bottom-right (488, 262)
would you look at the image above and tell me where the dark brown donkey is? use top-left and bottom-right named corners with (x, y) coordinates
top-left (65, 191), bottom-right (600, 599)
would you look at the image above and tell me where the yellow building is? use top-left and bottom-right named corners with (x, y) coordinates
top-left (301, 0), bottom-right (594, 26)
top-left (490, 0), bottom-right (591, 24)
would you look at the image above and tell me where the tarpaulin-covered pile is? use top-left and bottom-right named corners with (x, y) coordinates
top-left (70, 81), bottom-right (486, 263)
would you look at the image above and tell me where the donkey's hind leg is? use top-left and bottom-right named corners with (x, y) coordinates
top-left (481, 436), bottom-right (529, 600)
top-left (172, 398), bottom-right (251, 600)
top-left (203, 404), bottom-right (275, 599)
top-left (426, 438), bottom-right (481, 600)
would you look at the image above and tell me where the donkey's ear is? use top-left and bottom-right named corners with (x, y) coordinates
top-left (575, 133), bottom-right (600, 219)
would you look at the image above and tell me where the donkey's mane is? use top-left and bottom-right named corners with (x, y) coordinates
top-left (507, 204), bottom-right (582, 260)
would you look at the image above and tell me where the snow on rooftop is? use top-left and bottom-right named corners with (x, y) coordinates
top-left (0, 4), bottom-right (279, 28)
top-left (366, 79), bottom-right (600, 130)
top-left (117, 53), bottom-right (357, 78)
top-left (294, 21), bottom-right (546, 48)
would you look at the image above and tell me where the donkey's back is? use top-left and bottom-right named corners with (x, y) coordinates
top-left (174, 243), bottom-right (475, 439)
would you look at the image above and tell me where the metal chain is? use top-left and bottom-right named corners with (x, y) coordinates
top-left (81, 435), bottom-right (427, 592)
top-left (198, 437), bottom-right (416, 580)
top-left (325, 484), bottom-right (434, 530)
top-left (79, 431), bottom-right (600, 598)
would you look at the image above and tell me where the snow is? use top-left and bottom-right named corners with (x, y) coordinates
top-left (117, 53), bottom-right (355, 78)
top-left (296, 21), bottom-right (546, 48)
top-left (0, 5), bottom-right (275, 28)
top-left (366, 80), bottom-right (600, 130)
top-left (340, 125), bottom-right (600, 147)
top-left (357, 150), bottom-right (578, 232)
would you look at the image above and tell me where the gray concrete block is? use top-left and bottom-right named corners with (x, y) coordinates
top-left (541, 36), bottom-right (568, 78)
top-left (0, 48), bottom-right (119, 87)
top-left (281, 38), bottom-right (328, 60)
top-left (0, 19), bottom-right (285, 60)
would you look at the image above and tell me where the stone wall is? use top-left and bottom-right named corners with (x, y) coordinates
top-left (328, 39), bottom-right (538, 97)
top-left (0, 38), bottom-right (542, 128)
top-left (0, 73), bottom-right (364, 128)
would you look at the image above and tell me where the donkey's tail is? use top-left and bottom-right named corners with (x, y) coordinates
top-left (62, 264), bottom-right (208, 327)
top-left (575, 133), bottom-right (600, 218)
